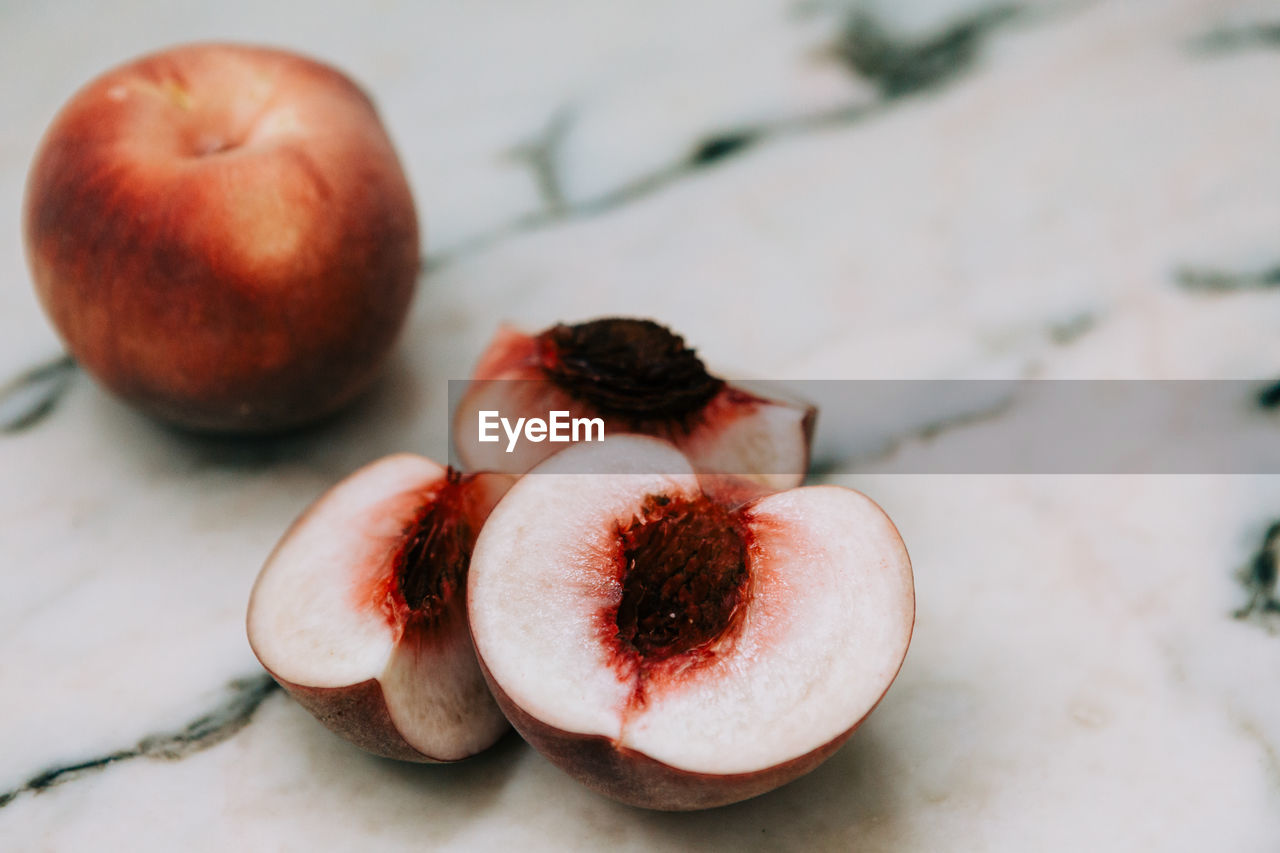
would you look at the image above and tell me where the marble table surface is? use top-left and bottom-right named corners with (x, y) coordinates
top-left (4, 0), bottom-right (1280, 849)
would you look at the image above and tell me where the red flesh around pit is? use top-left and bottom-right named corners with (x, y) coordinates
top-left (352, 469), bottom-right (487, 643)
top-left (469, 321), bottom-right (765, 437)
top-left (600, 491), bottom-right (752, 710)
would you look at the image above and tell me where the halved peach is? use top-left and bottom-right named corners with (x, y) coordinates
top-left (467, 436), bottom-right (914, 809)
top-left (454, 319), bottom-right (815, 489)
top-left (247, 455), bottom-right (512, 761)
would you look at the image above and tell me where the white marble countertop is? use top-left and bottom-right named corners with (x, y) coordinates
top-left (4, 0), bottom-right (1280, 849)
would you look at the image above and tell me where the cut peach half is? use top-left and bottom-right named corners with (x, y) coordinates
top-left (467, 435), bottom-right (914, 809)
top-left (453, 319), bottom-right (815, 489)
top-left (247, 454), bottom-right (513, 761)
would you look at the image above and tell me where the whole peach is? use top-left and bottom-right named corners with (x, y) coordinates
top-left (24, 43), bottom-right (420, 432)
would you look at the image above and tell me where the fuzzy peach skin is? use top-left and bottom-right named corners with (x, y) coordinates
top-left (24, 43), bottom-right (420, 432)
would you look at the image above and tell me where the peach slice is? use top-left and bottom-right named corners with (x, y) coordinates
top-left (247, 455), bottom-right (512, 761)
top-left (467, 435), bottom-right (914, 809)
top-left (453, 319), bottom-right (815, 489)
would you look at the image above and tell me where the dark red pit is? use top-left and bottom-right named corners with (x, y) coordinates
top-left (386, 469), bottom-right (474, 629)
top-left (537, 319), bottom-right (724, 422)
top-left (611, 493), bottom-right (749, 673)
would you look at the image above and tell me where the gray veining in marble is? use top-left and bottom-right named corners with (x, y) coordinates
top-left (3, 0), bottom-right (1280, 850)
